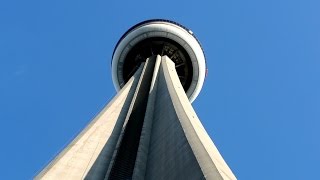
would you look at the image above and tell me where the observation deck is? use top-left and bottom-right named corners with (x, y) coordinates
top-left (112, 19), bottom-right (206, 102)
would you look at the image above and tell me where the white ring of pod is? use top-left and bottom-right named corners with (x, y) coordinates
top-left (112, 20), bottom-right (206, 102)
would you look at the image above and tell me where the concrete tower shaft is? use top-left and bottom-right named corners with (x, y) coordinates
top-left (112, 20), bottom-right (206, 102)
top-left (35, 56), bottom-right (236, 180)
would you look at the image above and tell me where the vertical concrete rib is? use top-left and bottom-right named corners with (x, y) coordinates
top-left (161, 56), bottom-right (236, 180)
top-left (144, 56), bottom-right (205, 180)
top-left (132, 55), bottom-right (162, 179)
top-left (105, 56), bottom-right (157, 180)
top-left (35, 66), bottom-right (143, 180)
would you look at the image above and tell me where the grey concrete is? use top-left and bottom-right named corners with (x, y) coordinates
top-left (143, 56), bottom-right (205, 180)
top-left (36, 55), bottom-right (236, 180)
top-left (154, 56), bottom-right (236, 180)
top-left (105, 57), bottom-right (157, 179)
top-left (35, 66), bottom-right (143, 180)
top-left (132, 55), bottom-right (162, 179)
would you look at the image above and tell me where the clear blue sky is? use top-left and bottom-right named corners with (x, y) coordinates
top-left (1, 0), bottom-right (319, 179)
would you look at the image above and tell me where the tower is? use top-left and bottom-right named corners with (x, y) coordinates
top-left (36, 20), bottom-right (236, 180)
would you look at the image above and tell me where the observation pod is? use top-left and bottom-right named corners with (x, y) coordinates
top-left (112, 19), bottom-right (206, 102)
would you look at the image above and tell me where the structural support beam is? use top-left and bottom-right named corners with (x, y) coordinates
top-left (106, 56), bottom-right (157, 179)
top-left (35, 66), bottom-right (144, 180)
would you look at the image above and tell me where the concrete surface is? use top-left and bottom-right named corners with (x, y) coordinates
top-left (35, 55), bottom-right (236, 180)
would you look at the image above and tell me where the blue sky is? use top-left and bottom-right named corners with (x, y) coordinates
top-left (1, 0), bottom-right (319, 179)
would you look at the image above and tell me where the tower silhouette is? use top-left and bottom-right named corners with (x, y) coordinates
top-left (35, 20), bottom-right (236, 180)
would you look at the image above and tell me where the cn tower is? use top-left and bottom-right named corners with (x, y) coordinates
top-left (36, 19), bottom-right (236, 180)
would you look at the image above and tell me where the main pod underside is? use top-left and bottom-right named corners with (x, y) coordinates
top-left (112, 19), bottom-right (206, 102)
